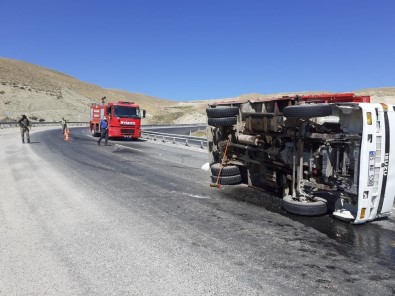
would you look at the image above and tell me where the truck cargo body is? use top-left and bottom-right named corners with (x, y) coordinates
top-left (90, 101), bottom-right (142, 140)
top-left (206, 93), bottom-right (395, 224)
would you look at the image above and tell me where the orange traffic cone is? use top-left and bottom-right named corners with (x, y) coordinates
top-left (64, 128), bottom-right (70, 141)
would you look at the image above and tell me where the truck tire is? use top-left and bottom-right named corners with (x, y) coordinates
top-left (210, 163), bottom-right (240, 176)
top-left (208, 117), bottom-right (237, 127)
top-left (211, 174), bottom-right (242, 185)
top-left (283, 104), bottom-right (332, 118)
top-left (206, 107), bottom-right (239, 118)
top-left (91, 127), bottom-right (99, 137)
top-left (282, 195), bottom-right (327, 216)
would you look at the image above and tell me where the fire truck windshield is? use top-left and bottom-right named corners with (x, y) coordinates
top-left (113, 106), bottom-right (140, 118)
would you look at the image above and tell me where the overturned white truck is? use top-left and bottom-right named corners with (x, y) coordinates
top-left (207, 93), bottom-right (395, 224)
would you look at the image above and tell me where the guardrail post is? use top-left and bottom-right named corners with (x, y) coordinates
top-left (185, 139), bottom-right (189, 146)
top-left (154, 135), bottom-right (157, 141)
top-left (200, 141), bottom-right (204, 149)
top-left (173, 137), bottom-right (176, 144)
top-left (162, 136), bottom-right (165, 143)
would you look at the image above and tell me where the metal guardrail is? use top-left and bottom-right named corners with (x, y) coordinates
top-left (142, 130), bottom-right (208, 149)
top-left (0, 121), bottom-right (89, 128)
top-left (0, 122), bottom-right (206, 128)
top-left (0, 121), bottom-right (208, 149)
top-left (142, 123), bottom-right (206, 129)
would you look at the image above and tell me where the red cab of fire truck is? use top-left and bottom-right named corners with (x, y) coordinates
top-left (90, 100), bottom-right (145, 140)
top-left (206, 93), bottom-right (395, 224)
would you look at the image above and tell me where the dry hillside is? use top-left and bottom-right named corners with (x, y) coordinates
top-left (0, 57), bottom-right (175, 123)
top-left (1, 57), bottom-right (395, 124)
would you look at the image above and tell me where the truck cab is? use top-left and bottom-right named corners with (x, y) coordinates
top-left (90, 101), bottom-right (144, 140)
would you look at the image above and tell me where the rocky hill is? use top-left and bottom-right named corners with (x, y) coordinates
top-left (1, 57), bottom-right (394, 124)
top-left (0, 58), bottom-right (175, 123)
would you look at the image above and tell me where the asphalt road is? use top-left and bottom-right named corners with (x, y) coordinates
top-left (0, 127), bottom-right (394, 296)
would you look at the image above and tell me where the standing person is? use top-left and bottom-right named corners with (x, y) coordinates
top-left (61, 117), bottom-right (67, 134)
top-left (18, 114), bottom-right (31, 144)
top-left (97, 117), bottom-right (109, 146)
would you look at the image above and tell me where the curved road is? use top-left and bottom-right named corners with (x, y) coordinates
top-left (0, 127), bottom-right (394, 295)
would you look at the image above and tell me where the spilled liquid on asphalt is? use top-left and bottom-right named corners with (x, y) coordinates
top-left (225, 186), bottom-right (395, 268)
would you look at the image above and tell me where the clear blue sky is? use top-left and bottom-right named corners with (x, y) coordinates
top-left (1, 0), bottom-right (394, 101)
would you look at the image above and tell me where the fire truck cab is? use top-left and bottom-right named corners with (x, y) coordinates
top-left (206, 93), bottom-right (395, 224)
top-left (90, 100), bottom-right (144, 140)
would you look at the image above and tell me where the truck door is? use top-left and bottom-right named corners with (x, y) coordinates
top-left (106, 106), bottom-right (112, 121)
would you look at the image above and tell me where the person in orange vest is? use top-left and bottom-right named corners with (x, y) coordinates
top-left (97, 118), bottom-right (109, 146)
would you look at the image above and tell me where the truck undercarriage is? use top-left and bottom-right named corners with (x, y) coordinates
top-left (207, 94), bottom-right (395, 223)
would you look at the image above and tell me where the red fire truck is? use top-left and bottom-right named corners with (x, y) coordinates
top-left (90, 99), bottom-right (145, 140)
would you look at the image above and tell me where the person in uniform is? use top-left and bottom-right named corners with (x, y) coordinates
top-left (18, 114), bottom-right (31, 144)
top-left (97, 117), bottom-right (109, 146)
top-left (61, 117), bottom-right (67, 134)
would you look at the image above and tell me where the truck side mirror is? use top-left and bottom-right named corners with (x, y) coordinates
top-left (142, 109), bottom-right (146, 118)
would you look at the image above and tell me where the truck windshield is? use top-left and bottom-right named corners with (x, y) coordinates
top-left (113, 106), bottom-right (140, 118)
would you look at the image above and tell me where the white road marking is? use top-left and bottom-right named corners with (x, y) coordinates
top-left (201, 162), bottom-right (210, 171)
top-left (114, 144), bottom-right (144, 152)
top-left (171, 191), bottom-right (211, 199)
top-left (186, 193), bottom-right (211, 199)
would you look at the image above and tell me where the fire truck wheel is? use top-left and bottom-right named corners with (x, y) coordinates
top-left (210, 174), bottom-right (242, 185)
top-left (91, 128), bottom-right (98, 137)
top-left (210, 163), bottom-right (240, 176)
top-left (282, 195), bottom-right (327, 216)
top-left (206, 107), bottom-right (239, 118)
top-left (208, 117), bottom-right (237, 127)
top-left (283, 104), bottom-right (332, 118)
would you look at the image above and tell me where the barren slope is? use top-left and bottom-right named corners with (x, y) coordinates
top-left (1, 57), bottom-right (394, 124)
top-left (0, 58), bottom-right (174, 123)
